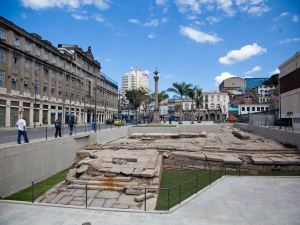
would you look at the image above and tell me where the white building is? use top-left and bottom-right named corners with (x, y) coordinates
top-left (257, 85), bottom-right (276, 103)
top-left (202, 91), bottom-right (230, 117)
top-left (121, 68), bottom-right (149, 93)
top-left (279, 52), bottom-right (300, 130)
top-left (238, 104), bottom-right (270, 115)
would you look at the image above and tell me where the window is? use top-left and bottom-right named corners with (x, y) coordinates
top-left (266, 107), bottom-right (269, 111)
top-left (210, 103), bottom-right (215, 109)
top-left (25, 41), bottom-right (31, 53)
top-left (23, 78), bottom-right (31, 93)
top-left (35, 64), bottom-right (41, 77)
top-left (0, 48), bottom-right (6, 63)
top-left (58, 91), bottom-right (62, 98)
top-left (44, 68), bottom-right (49, 81)
top-left (51, 88), bottom-right (55, 97)
top-left (0, 28), bottom-right (7, 41)
top-left (247, 107), bottom-right (250, 111)
top-left (44, 50), bottom-right (48, 61)
top-left (0, 70), bottom-right (5, 87)
top-left (43, 84), bottom-right (47, 96)
top-left (257, 107), bottom-right (260, 111)
top-left (52, 55), bottom-right (57, 65)
top-left (24, 59), bottom-right (31, 71)
top-left (261, 107), bottom-right (264, 111)
top-left (14, 35), bottom-right (20, 48)
top-left (185, 103), bottom-right (189, 110)
top-left (12, 54), bottom-right (18, 67)
top-left (11, 75), bottom-right (18, 90)
top-left (252, 107), bottom-right (255, 111)
top-left (242, 107), bottom-right (245, 111)
top-left (35, 46), bottom-right (41, 57)
top-left (34, 82), bottom-right (39, 94)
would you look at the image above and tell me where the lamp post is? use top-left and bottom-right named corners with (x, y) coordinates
top-left (34, 79), bottom-right (37, 128)
top-left (153, 68), bottom-right (160, 123)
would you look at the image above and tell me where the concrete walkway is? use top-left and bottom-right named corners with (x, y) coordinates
top-left (1, 176), bottom-right (300, 225)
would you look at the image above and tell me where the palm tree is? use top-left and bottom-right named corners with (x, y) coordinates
top-left (151, 90), bottom-right (169, 106)
top-left (194, 87), bottom-right (203, 123)
top-left (125, 88), bottom-right (148, 124)
top-left (167, 82), bottom-right (192, 124)
top-left (187, 87), bottom-right (197, 124)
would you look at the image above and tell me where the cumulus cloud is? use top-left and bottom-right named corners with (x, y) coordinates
top-left (236, 0), bottom-right (270, 16)
top-left (214, 72), bottom-right (235, 86)
top-left (269, 68), bottom-right (280, 75)
top-left (219, 43), bottom-right (267, 65)
top-left (206, 16), bottom-right (222, 24)
top-left (179, 26), bottom-right (222, 44)
top-left (72, 14), bottom-right (88, 20)
top-left (128, 18), bottom-right (141, 25)
top-left (156, 0), bottom-right (167, 5)
top-left (174, 0), bottom-right (201, 14)
top-left (245, 65), bottom-right (262, 74)
top-left (144, 19), bottom-right (160, 27)
top-left (279, 37), bottom-right (300, 44)
top-left (148, 32), bottom-right (156, 39)
top-left (21, 0), bottom-right (111, 10)
top-left (217, 0), bottom-right (234, 17)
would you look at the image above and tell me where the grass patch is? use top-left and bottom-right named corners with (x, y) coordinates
top-left (156, 168), bottom-right (300, 210)
top-left (4, 168), bottom-right (70, 202)
top-left (134, 125), bottom-right (177, 127)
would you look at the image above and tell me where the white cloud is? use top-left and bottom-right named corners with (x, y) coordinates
top-left (219, 43), bottom-right (266, 65)
top-left (94, 14), bottom-right (104, 22)
top-left (72, 14), bottom-right (89, 20)
top-left (161, 17), bottom-right (169, 23)
top-left (144, 19), bottom-right (160, 27)
top-left (148, 32), bottom-right (156, 39)
top-left (279, 37), bottom-right (300, 44)
top-left (245, 65), bottom-right (262, 74)
top-left (128, 18), bottom-right (141, 25)
top-left (21, 0), bottom-right (111, 10)
top-left (269, 68), bottom-right (280, 75)
top-left (206, 16), bottom-right (221, 24)
top-left (156, 0), bottom-right (167, 5)
top-left (174, 0), bottom-right (201, 14)
top-left (292, 15), bottom-right (299, 22)
top-left (236, 0), bottom-right (270, 16)
top-left (214, 72), bottom-right (235, 86)
top-left (179, 26), bottom-right (222, 44)
top-left (217, 0), bottom-right (234, 17)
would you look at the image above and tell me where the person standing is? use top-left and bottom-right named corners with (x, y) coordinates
top-left (16, 117), bottom-right (29, 144)
top-left (68, 114), bottom-right (75, 135)
top-left (54, 118), bottom-right (62, 138)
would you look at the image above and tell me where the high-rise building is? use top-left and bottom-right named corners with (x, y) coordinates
top-left (121, 68), bottom-right (149, 93)
top-left (0, 16), bottom-right (118, 127)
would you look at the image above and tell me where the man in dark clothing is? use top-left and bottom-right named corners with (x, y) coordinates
top-left (68, 114), bottom-right (75, 135)
top-left (54, 118), bottom-right (62, 138)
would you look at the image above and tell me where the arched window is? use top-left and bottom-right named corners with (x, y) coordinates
top-left (210, 103), bottom-right (215, 109)
top-left (185, 103), bottom-right (189, 110)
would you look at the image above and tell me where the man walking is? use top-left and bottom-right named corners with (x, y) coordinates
top-left (54, 118), bottom-right (62, 138)
top-left (16, 117), bottom-right (29, 144)
top-left (68, 114), bottom-right (75, 135)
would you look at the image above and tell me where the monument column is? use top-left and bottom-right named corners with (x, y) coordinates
top-left (152, 68), bottom-right (160, 123)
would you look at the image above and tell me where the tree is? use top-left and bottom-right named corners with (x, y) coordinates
top-left (167, 82), bottom-right (192, 123)
top-left (125, 88), bottom-right (148, 124)
top-left (194, 87), bottom-right (203, 123)
top-left (186, 86), bottom-right (197, 124)
top-left (263, 74), bottom-right (278, 86)
top-left (151, 90), bottom-right (169, 106)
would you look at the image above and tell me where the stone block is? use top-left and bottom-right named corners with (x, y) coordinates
top-left (118, 194), bottom-right (139, 206)
top-left (57, 195), bottom-right (74, 205)
top-left (90, 198), bottom-right (105, 207)
top-left (103, 199), bottom-right (117, 208)
top-left (69, 200), bottom-right (85, 206)
top-left (87, 190), bottom-right (99, 198)
top-left (140, 169), bottom-right (155, 178)
top-left (120, 167), bottom-right (135, 176)
top-left (134, 193), bottom-right (154, 202)
top-left (96, 190), bottom-right (120, 199)
top-left (252, 157), bottom-right (274, 165)
top-left (125, 189), bottom-right (144, 195)
top-left (76, 165), bottom-right (89, 174)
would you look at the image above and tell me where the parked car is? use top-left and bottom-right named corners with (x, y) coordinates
top-left (106, 119), bottom-right (114, 125)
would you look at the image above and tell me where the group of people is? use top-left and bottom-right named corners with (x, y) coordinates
top-left (16, 114), bottom-right (76, 144)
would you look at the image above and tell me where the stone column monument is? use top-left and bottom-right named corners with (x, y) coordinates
top-left (152, 68), bottom-right (160, 123)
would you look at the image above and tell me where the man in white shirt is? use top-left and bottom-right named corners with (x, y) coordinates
top-left (16, 118), bottom-right (29, 144)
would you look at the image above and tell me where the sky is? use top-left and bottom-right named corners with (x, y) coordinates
top-left (0, 0), bottom-right (300, 94)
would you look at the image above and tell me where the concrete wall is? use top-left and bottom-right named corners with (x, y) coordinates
top-left (234, 123), bottom-right (300, 150)
top-left (0, 127), bottom-right (128, 198)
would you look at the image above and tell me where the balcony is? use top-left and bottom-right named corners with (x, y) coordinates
top-left (51, 97), bottom-right (56, 101)
top-left (23, 92), bottom-right (31, 98)
top-left (11, 90), bottom-right (19, 96)
top-left (42, 96), bottom-right (48, 100)
top-left (0, 87), bottom-right (7, 94)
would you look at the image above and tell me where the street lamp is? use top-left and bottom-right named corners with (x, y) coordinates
top-left (34, 79), bottom-right (37, 128)
top-left (153, 68), bottom-right (160, 123)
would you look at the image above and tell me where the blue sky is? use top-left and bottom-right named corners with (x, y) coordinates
top-left (1, 0), bottom-right (300, 94)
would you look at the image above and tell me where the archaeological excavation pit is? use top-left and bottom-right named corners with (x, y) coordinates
top-left (36, 125), bottom-right (300, 210)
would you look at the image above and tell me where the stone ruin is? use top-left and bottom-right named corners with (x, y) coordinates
top-left (36, 125), bottom-right (300, 209)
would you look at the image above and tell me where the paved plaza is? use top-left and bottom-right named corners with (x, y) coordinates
top-left (1, 176), bottom-right (300, 225)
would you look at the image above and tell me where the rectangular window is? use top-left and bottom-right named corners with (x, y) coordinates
top-left (0, 48), bottom-right (7, 63)
top-left (11, 75), bottom-right (18, 90)
top-left (0, 28), bottom-right (7, 41)
top-left (24, 59), bottom-right (31, 71)
top-left (242, 107), bottom-right (245, 111)
top-left (0, 70), bottom-right (5, 87)
top-left (43, 85), bottom-right (47, 96)
top-left (35, 63), bottom-right (41, 77)
top-left (247, 107), bottom-right (250, 112)
top-left (14, 35), bottom-right (20, 48)
top-left (25, 41), bottom-right (31, 53)
top-left (44, 50), bottom-right (48, 61)
top-left (12, 54), bottom-right (18, 67)
top-left (23, 78), bottom-right (31, 93)
top-left (261, 107), bottom-right (264, 111)
top-left (35, 46), bottom-right (41, 57)
top-left (52, 55), bottom-right (56, 65)
top-left (252, 107), bottom-right (255, 111)
top-left (257, 107), bottom-right (260, 111)
top-left (51, 88), bottom-right (55, 97)
top-left (266, 107), bottom-right (269, 111)
top-left (44, 68), bottom-right (49, 81)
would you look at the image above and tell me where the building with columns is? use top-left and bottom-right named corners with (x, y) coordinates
top-left (0, 16), bottom-right (118, 127)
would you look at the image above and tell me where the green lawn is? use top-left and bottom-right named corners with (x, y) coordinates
top-left (4, 168), bottom-right (70, 202)
top-left (155, 168), bottom-right (300, 210)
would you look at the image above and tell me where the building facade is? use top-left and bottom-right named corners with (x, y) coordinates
top-left (0, 16), bottom-right (118, 127)
top-left (245, 77), bottom-right (268, 91)
top-left (219, 77), bottom-right (245, 92)
top-left (121, 67), bottom-right (149, 93)
top-left (279, 52), bottom-right (300, 130)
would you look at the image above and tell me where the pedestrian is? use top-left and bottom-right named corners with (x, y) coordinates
top-left (68, 114), bottom-right (75, 135)
top-left (16, 117), bottom-right (29, 144)
top-left (54, 118), bottom-right (62, 138)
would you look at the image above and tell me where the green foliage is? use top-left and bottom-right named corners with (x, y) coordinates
top-left (4, 168), bottom-right (70, 202)
top-left (167, 82), bottom-right (193, 98)
top-left (263, 73), bottom-right (278, 86)
top-left (151, 90), bottom-right (169, 105)
top-left (125, 88), bottom-right (148, 110)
